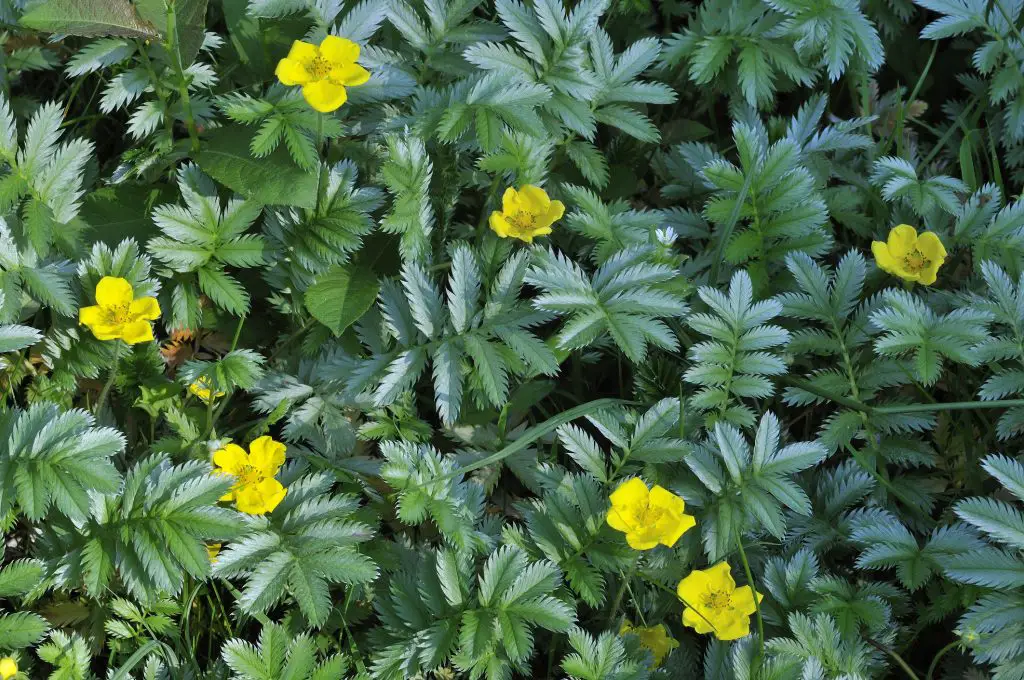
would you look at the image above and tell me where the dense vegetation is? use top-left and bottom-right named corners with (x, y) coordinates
top-left (0, 0), bottom-right (1023, 677)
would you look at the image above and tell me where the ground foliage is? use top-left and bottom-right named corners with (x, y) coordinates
top-left (0, 0), bottom-right (1022, 677)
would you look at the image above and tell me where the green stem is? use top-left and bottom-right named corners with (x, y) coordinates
top-left (605, 560), bottom-right (638, 628)
top-left (884, 41), bottom-right (938, 157)
top-left (135, 42), bottom-right (176, 145)
top-left (166, 2), bottom-right (201, 154)
top-left (780, 376), bottom-right (872, 413)
top-left (202, 315), bottom-right (246, 441)
top-left (874, 399), bottom-right (1024, 414)
top-left (95, 342), bottom-right (123, 415)
top-left (925, 640), bottom-right (961, 680)
top-left (867, 637), bottom-right (921, 680)
top-left (844, 444), bottom-right (931, 522)
top-left (734, 524), bottom-right (764, 666)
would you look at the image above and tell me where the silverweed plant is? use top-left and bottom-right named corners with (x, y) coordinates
top-left (0, 0), bottom-right (1022, 678)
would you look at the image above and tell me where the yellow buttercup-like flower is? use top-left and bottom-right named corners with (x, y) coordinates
top-left (0, 657), bottom-right (16, 680)
top-left (871, 224), bottom-right (947, 285)
top-left (189, 376), bottom-right (225, 404)
top-left (677, 561), bottom-right (762, 641)
top-left (488, 185), bottom-right (564, 243)
top-left (206, 543), bottom-right (222, 563)
top-left (212, 436), bottom-right (288, 515)
top-left (275, 35), bottom-right (371, 113)
top-left (606, 478), bottom-right (696, 550)
top-left (79, 276), bottom-right (161, 344)
top-left (619, 621), bottom-right (679, 667)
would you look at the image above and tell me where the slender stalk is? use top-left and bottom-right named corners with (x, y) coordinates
top-left (925, 640), bottom-right (961, 680)
top-left (166, 2), bottom-right (201, 154)
top-left (884, 41), bottom-right (938, 157)
top-left (202, 315), bottom-right (247, 440)
top-left (867, 637), bottom-right (921, 680)
top-left (95, 341), bottom-right (123, 415)
top-left (135, 42), bottom-right (176, 145)
top-left (780, 376), bottom-right (872, 413)
top-left (734, 524), bottom-right (764, 666)
top-left (874, 399), bottom-right (1024, 414)
top-left (605, 560), bottom-right (638, 627)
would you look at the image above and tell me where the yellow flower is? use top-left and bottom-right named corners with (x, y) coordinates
top-left (619, 621), bottom-right (679, 667)
top-left (79, 276), bottom-right (161, 344)
top-left (189, 376), bottom-right (225, 404)
top-left (206, 543), bottom-right (222, 563)
top-left (606, 478), bottom-right (696, 550)
top-left (0, 658), bottom-right (15, 680)
top-left (871, 224), bottom-right (947, 285)
top-left (212, 436), bottom-right (288, 515)
top-left (275, 35), bottom-right (370, 113)
top-left (488, 185), bottom-right (564, 243)
top-left (677, 561), bottom-right (762, 641)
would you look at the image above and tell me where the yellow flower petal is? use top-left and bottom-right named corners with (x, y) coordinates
top-left (545, 199), bottom-right (565, 226)
top-left (129, 296), bottom-right (161, 321)
top-left (705, 560), bottom-right (736, 591)
top-left (518, 184), bottom-right (551, 213)
top-left (79, 304), bottom-right (105, 328)
top-left (919, 262), bottom-right (940, 285)
top-left (0, 657), bottom-right (16, 680)
top-left (276, 57), bottom-right (311, 85)
top-left (330, 62), bottom-right (370, 86)
top-left (319, 35), bottom-right (360, 65)
top-left (248, 436), bottom-right (286, 475)
top-left (605, 504), bottom-right (633, 532)
top-left (234, 477), bottom-right (287, 514)
top-left (682, 605), bottom-right (716, 634)
top-left (259, 478), bottom-right (287, 512)
top-left (212, 443), bottom-right (249, 475)
top-left (89, 323), bottom-right (123, 341)
top-left (489, 212), bottom-right (513, 238)
top-left (624, 530), bottom-right (661, 551)
top-left (120, 320), bottom-right (154, 344)
top-left (916, 231), bottom-right (947, 260)
top-left (730, 585), bottom-right (762, 615)
top-left (676, 566), bottom-right (711, 604)
top-left (286, 40), bottom-right (318, 63)
top-left (95, 276), bottom-right (133, 308)
top-left (649, 485), bottom-right (684, 513)
top-left (871, 241), bottom-right (898, 275)
top-left (886, 224), bottom-right (918, 258)
top-left (610, 477), bottom-right (649, 509)
top-left (501, 186), bottom-right (521, 215)
top-left (713, 614), bottom-right (751, 640)
top-left (658, 512), bottom-right (696, 548)
top-left (302, 79), bottom-right (347, 112)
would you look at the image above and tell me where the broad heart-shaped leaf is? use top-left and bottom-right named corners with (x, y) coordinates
top-left (136, 0), bottom-right (208, 67)
top-left (196, 126), bottom-right (318, 208)
top-left (21, 0), bottom-right (159, 38)
top-left (305, 263), bottom-right (380, 336)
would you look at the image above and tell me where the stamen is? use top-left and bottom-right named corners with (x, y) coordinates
top-left (307, 56), bottom-right (332, 80)
top-left (703, 589), bottom-right (733, 610)
top-left (901, 248), bottom-right (932, 274)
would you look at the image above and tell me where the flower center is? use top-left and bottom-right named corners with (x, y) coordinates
top-left (104, 303), bottom-right (132, 325)
top-left (703, 589), bottom-right (732, 611)
top-left (235, 464), bottom-right (263, 487)
top-left (508, 210), bottom-right (538, 233)
top-left (307, 55), bottom-right (332, 80)
top-left (636, 503), bottom-right (665, 526)
top-left (902, 248), bottom-right (931, 274)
